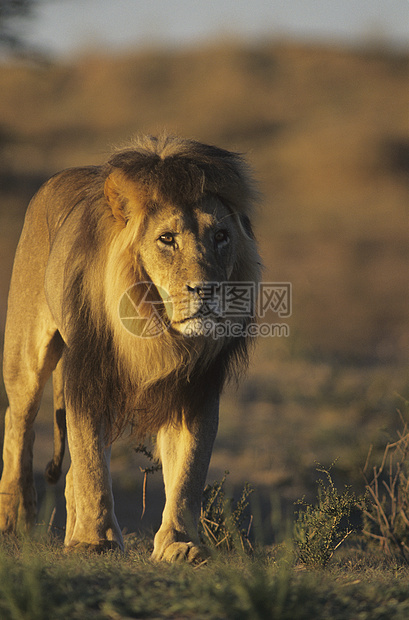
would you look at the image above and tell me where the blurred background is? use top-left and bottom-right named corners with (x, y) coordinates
top-left (0, 0), bottom-right (408, 541)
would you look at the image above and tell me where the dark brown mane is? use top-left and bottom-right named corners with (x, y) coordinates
top-left (64, 274), bottom-right (251, 440)
top-left (106, 134), bottom-right (258, 212)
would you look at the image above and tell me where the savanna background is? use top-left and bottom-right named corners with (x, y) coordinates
top-left (0, 1), bottom-right (408, 617)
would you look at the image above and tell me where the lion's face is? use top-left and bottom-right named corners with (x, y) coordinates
top-left (137, 197), bottom-right (238, 335)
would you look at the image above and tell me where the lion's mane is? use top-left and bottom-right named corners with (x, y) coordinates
top-left (62, 135), bottom-right (260, 440)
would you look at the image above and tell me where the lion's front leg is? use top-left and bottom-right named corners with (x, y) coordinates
top-left (0, 406), bottom-right (36, 534)
top-left (64, 410), bottom-right (123, 552)
top-left (152, 399), bottom-right (219, 563)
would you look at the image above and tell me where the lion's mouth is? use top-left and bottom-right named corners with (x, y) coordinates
top-left (172, 306), bottom-right (221, 326)
top-left (171, 315), bottom-right (217, 337)
top-left (168, 297), bottom-right (222, 335)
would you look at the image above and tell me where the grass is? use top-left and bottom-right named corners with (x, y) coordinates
top-left (200, 472), bottom-right (254, 552)
top-left (1, 445), bottom-right (409, 619)
top-left (1, 536), bottom-right (409, 619)
top-left (362, 408), bottom-right (409, 562)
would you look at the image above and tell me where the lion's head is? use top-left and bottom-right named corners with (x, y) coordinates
top-left (64, 135), bottom-right (261, 438)
top-left (127, 195), bottom-right (238, 337)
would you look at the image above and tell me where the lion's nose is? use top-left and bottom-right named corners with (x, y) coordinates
top-left (186, 283), bottom-right (204, 297)
top-left (186, 282), bottom-right (222, 317)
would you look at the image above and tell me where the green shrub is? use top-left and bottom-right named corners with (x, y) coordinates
top-left (294, 465), bottom-right (358, 568)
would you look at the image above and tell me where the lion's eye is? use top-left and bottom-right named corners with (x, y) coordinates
top-left (159, 232), bottom-right (175, 245)
top-left (214, 229), bottom-right (229, 245)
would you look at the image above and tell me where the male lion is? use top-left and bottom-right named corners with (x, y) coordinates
top-left (0, 135), bottom-right (260, 561)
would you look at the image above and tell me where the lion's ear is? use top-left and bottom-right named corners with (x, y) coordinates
top-left (104, 171), bottom-right (129, 225)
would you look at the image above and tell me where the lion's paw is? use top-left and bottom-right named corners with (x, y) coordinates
top-left (153, 541), bottom-right (209, 564)
top-left (65, 540), bottom-right (122, 554)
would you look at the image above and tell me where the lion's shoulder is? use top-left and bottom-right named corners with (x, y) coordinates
top-left (32, 166), bottom-right (102, 238)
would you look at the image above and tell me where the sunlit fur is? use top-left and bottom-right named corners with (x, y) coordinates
top-left (63, 135), bottom-right (261, 440)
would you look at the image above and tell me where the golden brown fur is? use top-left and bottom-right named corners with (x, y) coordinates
top-left (0, 135), bottom-right (260, 560)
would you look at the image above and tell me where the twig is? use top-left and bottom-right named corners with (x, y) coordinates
top-left (47, 507), bottom-right (56, 535)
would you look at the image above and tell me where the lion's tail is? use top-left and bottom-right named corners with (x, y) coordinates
top-left (45, 359), bottom-right (67, 484)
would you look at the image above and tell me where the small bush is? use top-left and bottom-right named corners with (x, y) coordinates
top-left (362, 409), bottom-right (409, 562)
top-left (199, 472), bottom-right (254, 552)
top-left (294, 465), bottom-right (357, 568)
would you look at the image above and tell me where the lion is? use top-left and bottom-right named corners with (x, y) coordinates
top-left (0, 134), bottom-right (261, 561)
